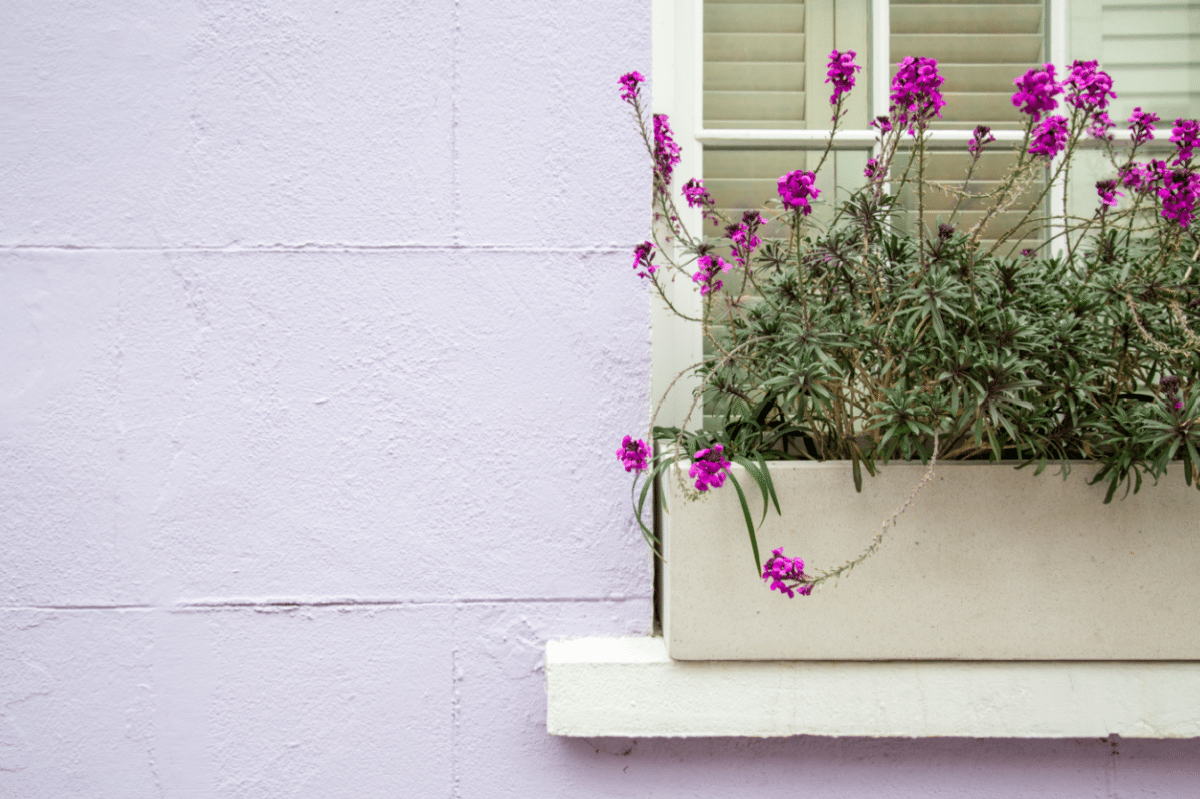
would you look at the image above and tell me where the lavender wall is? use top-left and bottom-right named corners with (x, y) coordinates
top-left (1, 1), bottom-right (1197, 796)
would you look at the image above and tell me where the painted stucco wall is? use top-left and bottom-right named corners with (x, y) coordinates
top-left (1, 1), bottom-right (1197, 796)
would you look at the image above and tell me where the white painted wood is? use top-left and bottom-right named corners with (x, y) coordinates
top-left (652, 0), bottom-right (705, 432)
top-left (546, 636), bottom-right (1200, 738)
top-left (661, 460), bottom-right (1200, 660)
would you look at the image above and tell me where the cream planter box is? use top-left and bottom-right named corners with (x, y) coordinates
top-left (661, 460), bottom-right (1200, 660)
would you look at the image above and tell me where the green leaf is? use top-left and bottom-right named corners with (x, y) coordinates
top-left (756, 451), bottom-right (782, 516)
top-left (728, 473), bottom-right (762, 575)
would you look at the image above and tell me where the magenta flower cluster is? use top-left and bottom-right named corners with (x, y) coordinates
top-left (653, 114), bottom-right (681, 193)
top-left (863, 157), bottom-right (885, 181)
top-left (1119, 157), bottom-right (1200, 228)
top-left (1029, 115), bottom-right (1069, 158)
top-left (1119, 160), bottom-right (1162, 193)
top-left (825, 49), bottom-right (861, 109)
top-left (1064, 59), bottom-right (1116, 113)
top-left (689, 444), bottom-right (731, 492)
top-left (1162, 375), bottom-right (1185, 414)
top-left (692, 252), bottom-right (731, 296)
top-left (619, 71), bottom-right (645, 104)
top-left (616, 436), bottom-right (650, 473)
top-left (681, 177), bottom-right (720, 226)
top-left (632, 241), bottom-right (656, 278)
top-left (777, 169), bottom-right (820, 214)
top-left (1096, 179), bottom-right (1123, 208)
top-left (681, 178), bottom-right (713, 209)
top-left (1012, 64), bottom-right (1062, 122)
top-left (1130, 108), bottom-right (1159, 146)
top-left (890, 56), bottom-right (945, 133)
top-left (1171, 119), bottom-right (1200, 162)
top-left (762, 548), bottom-right (813, 598)
top-left (969, 124), bottom-right (996, 157)
top-left (1087, 111), bottom-right (1115, 142)
top-left (1160, 169), bottom-right (1200, 228)
top-left (728, 211), bottom-right (766, 268)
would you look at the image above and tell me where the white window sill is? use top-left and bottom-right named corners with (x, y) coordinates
top-left (546, 637), bottom-right (1200, 738)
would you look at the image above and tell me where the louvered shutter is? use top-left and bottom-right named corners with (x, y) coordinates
top-left (892, 0), bottom-right (1045, 130)
top-left (703, 0), bottom-right (808, 130)
top-left (1095, 0), bottom-right (1200, 123)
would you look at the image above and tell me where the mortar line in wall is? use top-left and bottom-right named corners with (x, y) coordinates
top-left (0, 244), bottom-right (628, 254)
top-left (450, 0), bottom-right (461, 249)
top-left (450, 607), bottom-right (462, 799)
top-left (0, 596), bottom-right (653, 612)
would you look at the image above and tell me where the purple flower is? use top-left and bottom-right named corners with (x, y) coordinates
top-left (1096, 179), bottom-right (1123, 208)
top-left (653, 113), bottom-right (682, 193)
top-left (825, 49), bottom-right (862, 108)
top-left (864, 157), bottom-right (886, 181)
top-left (632, 241), bottom-right (656, 278)
top-left (1129, 107), bottom-right (1160, 146)
top-left (1161, 375), bottom-right (1184, 414)
top-left (688, 444), bottom-right (732, 491)
top-left (778, 169), bottom-right (820, 214)
top-left (728, 211), bottom-right (766, 268)
top-left (1120, 161), bottom-right (1164, 194)
top-left (681, 178), bottom-right (712, 209)
top-left (870, 115), bottom-right (893, 134)
top-left (1029, 115), bottom-right (1069, 158)
top-left (1158, 168), bottom-right (1200, 228)
top-left (890, 56), bottom-right (945, 133)
top-left (1171, 119), bottom-right (1200, 162)
top-left (692, 253), bottom-right (731, 296)
top-left (616, 435), bottom-right (650, 473)
top-left (1088, 111), bottom-right (1115, 141)
top-left (762, 547), bottom-right (814, 598)
top-left (969, 124), bottom-right (996, 156)
top-left (681, 178), bottom-right (720, 226)
top-left (1012, 64), bottom-right (1063, 122)
top-left (619, 71), bottom-right (646, 104)
top-left (1064, 60), bottom-right (1116, 113)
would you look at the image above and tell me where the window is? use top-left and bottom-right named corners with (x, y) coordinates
top-left (650, 0), bottom-right (1200, 429)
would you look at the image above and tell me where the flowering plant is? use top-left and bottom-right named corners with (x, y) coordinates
top-left (617, 57), bottom-right (1200, 596)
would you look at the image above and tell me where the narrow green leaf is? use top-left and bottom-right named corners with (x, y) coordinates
top-left (756, 452), bottom-right (782, 516)
top-left (728, 473), bottom-right (762, 575)
top-left (732, 456), bottom-right (771, 525)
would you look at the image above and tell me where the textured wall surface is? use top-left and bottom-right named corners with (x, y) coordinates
top-left (1, 1), bottom-right (1198, 796)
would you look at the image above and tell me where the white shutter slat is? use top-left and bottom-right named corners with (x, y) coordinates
top-left (936, 63), bottom-right (1041, 92)
top-left (890, 34), bottom-right (1044, 64)
top-left (892, 5), bottom-right (1042, 33)
top-left (1103, 38), bottom-right (1200, 66)
top-left (705, 62), bottom-right (805, 92)
top-left (704, 92), bottom-right (807, 121)
top-left (1101, 7), bottom-right (1200, 36)
top-left (705, 3), bottom-right (806, 32)
top-left (704, 33), bottom-right (806, 63)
